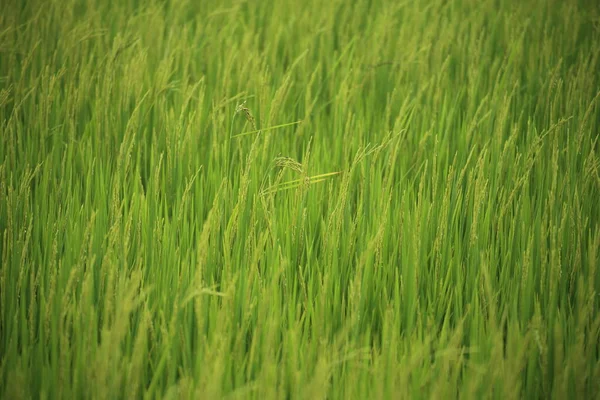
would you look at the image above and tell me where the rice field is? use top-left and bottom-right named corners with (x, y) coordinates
top-left (1, 0), bottom-right (599, 398)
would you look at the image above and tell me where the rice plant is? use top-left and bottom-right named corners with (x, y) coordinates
top-left (1, 0), bottom-right (599, 398)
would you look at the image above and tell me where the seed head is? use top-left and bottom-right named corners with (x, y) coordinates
top-left (235, 101), bottom-right (257, 130)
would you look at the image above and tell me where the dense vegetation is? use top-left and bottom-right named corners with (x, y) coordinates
top-left (1, 0), bottom-right (599, 398)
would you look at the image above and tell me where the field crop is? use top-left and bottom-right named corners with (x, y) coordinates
top-left (1, 0), bottom-right (599, 398)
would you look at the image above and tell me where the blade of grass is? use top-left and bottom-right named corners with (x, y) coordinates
top-left (231, 120), bottom-right (303, 138)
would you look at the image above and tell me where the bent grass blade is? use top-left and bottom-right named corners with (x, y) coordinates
top-left (231, 120), bottom-right (303, 138)
top-left (260, 171), bottom-right (342, 196)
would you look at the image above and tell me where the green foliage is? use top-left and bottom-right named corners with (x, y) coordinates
top-left (1, 0), bottom-right (599, 398)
